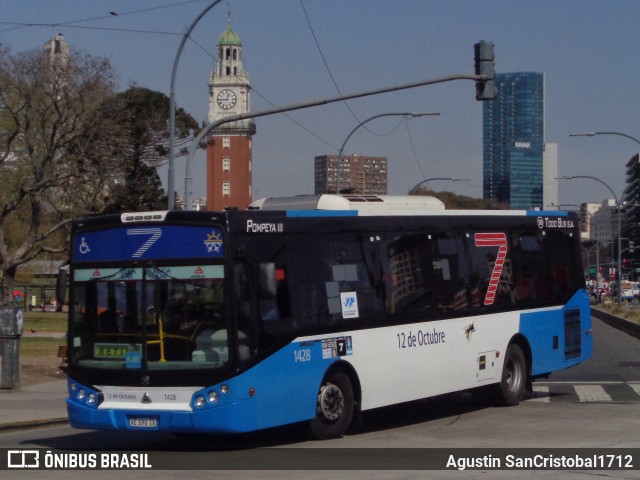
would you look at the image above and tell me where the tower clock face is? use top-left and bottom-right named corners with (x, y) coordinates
top-left (216, 89), bottom-right (237, 110)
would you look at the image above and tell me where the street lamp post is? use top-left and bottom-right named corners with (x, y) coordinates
top-left (570, 131), bottom-right (640, 146)
top-left (168, 0), bottom-right (222, 210)
top-left (408, 177), bottom-right (470, 195)
top-left (568, 130), bottom-right (640, 301)
top-left (556, 176), bottom-right (622, 303)
top-left (335, 112), bottom-right (439, 194)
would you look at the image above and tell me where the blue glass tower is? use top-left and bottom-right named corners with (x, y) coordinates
top-left (483, 72), bottom-right (544, 209)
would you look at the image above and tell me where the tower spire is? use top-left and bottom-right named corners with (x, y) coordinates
top-left (206, 11), bottom-right (256, 211)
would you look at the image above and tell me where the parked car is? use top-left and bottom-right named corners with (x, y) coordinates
top-left (620, 281), bottom-right (640, 302)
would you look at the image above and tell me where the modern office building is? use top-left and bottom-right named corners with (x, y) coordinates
top-left (314, 155), bottom-right (387, 195)
top-left (623, 153), bottom-right (640, 245)
top-left (483, 72), bottom-right (545, 209)
top-left (543, 142), bottom-right (558, 209)
top-left (589, 200), bottom-right (617, 245)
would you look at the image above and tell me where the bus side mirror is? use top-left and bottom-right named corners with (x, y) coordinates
top-left (259, 263), bottom-right (277, 298)
top-left (56, 264), bottom-right (69, 312)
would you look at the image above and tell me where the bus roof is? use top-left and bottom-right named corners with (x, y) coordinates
top-left (249, 194), bottom-right (446, 211)
top-left (248, 194), bottom-right (571, 218)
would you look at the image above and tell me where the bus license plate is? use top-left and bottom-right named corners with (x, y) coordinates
top-left (129, 417), bottom-right (157, 428)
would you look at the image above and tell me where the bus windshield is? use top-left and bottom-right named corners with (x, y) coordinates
top-left (69, 265), bottom-right (228, 371)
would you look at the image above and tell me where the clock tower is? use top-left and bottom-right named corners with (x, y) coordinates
top-left (206, 20), bottom-right (256, 210)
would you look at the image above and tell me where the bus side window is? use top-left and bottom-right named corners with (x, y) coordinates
top-left (542, 230), bottom-right (577, 300)
top-left (512, 234), bottom-right (542, 303)
top-left (384, 233), bottom-right (437, 318)
top-left (330, 262), bottom-right (384, 321)
top-left (233, 264), bottom-right (251, 321)
top-left (258, 262), bottom-right (290, 321)
top-left (233, 263), bottom-right (255, 360)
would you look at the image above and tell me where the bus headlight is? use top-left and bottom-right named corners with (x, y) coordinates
top-left (68, 380), bottom-right (100, 408)
top-left (208, 391), bottom-right (219, 403)
top-left (195, 395), bottom-right (206, 407)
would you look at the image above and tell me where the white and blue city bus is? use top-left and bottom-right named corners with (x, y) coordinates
top-left (65, 195), bottom-right (592, 439)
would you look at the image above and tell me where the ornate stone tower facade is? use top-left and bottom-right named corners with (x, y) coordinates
top-left (43, 33), bottom-right (70, 68)
top-left (206, 21), bottom-right (256, 210)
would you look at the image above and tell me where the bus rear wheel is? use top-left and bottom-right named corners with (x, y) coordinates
top-left (496, 343), bottom-right (527, 406)
top-left (472, 343), bottom-right (527, 406)
top-left (309, 372), bottom-right (354, 439)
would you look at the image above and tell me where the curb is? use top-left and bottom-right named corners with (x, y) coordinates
top-left (591, 307), bottom-right (640, 340)
top-left (0, 417), bottom-right (68, 433)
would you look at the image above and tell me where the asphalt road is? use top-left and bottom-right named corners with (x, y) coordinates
top-left (1, 316), bottom-right (639, 479)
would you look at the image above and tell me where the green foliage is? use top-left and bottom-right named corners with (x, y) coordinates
top-left (0, 48), bottom-right (201, 302)
top-left (0, 45), bottom-right (118, 302)
top-left (411, 188), bottom-right (508, 210)
top-left (97, 87), bottom-right (200, 213)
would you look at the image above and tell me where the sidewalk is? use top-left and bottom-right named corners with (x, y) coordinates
top-left (0, 330), bottom-right (68, 431)
top-left (0, 308), bottom-right (638, 433)
top-left (0, 378), bottom-right (68, 431)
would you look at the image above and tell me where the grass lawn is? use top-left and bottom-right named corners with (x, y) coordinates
top-left (23, 311), bottom-right (67, 333)
top-left (20, 337), bottom-right (65, 357)
top-left (16, 312), bottom-right (67, 360)
top-left (593, 302), bottom-right (640, 325)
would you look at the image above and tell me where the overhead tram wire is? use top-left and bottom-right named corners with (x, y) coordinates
top-left (4, 3), bottom-right (341, 161)
top-left (2, 13), bottom-right (339, 152)
top-left (0, 24), bottom-right (185, 37)
top-left (6, 0), bottom-right (343, 206)
top-left (0, 0), bottom-right (207, 30)
top-left (186, 41), bottom-right (338, 149)
top-left (299, 0), bottom-right (436, 169)
top-left (403, 116), bottom-right (427, 181)
top-left (186, 23), bottom-right (339, 150)
top-left (250, 92), bottom-right (340, 150)
top-left (186, 33), bottom-right (337, 149)
top-left (299, 0), bottom-right (386, 136)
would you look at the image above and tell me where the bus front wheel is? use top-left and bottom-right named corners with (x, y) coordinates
top-left (309, 372), bottom-right (354, 439)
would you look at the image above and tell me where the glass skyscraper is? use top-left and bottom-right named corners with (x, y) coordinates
top-left (483, 72), bottom-right (544, 209)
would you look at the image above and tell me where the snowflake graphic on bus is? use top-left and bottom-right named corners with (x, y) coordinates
top-left (203, 229), bottom-right (223, 255)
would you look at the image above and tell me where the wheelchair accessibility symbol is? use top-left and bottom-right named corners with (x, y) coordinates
top-left (79, 237), bottom-right (90, 255)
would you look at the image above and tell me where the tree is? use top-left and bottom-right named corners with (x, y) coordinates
top-left (411, 188), bottom-right (508, 210)
top-left (0, 45), bottom-right (117, 303)
top-left (98, 87), bottom-right (200, 213)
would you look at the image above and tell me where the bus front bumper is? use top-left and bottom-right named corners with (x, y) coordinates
top-left (66, 397), bottom-right (260, 434)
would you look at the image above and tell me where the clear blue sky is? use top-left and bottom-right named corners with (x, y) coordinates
top-left (3, 0), bottom-right (640, 207)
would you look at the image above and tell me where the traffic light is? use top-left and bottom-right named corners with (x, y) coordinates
top-left (474, 41), bottom-right (496, 101)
